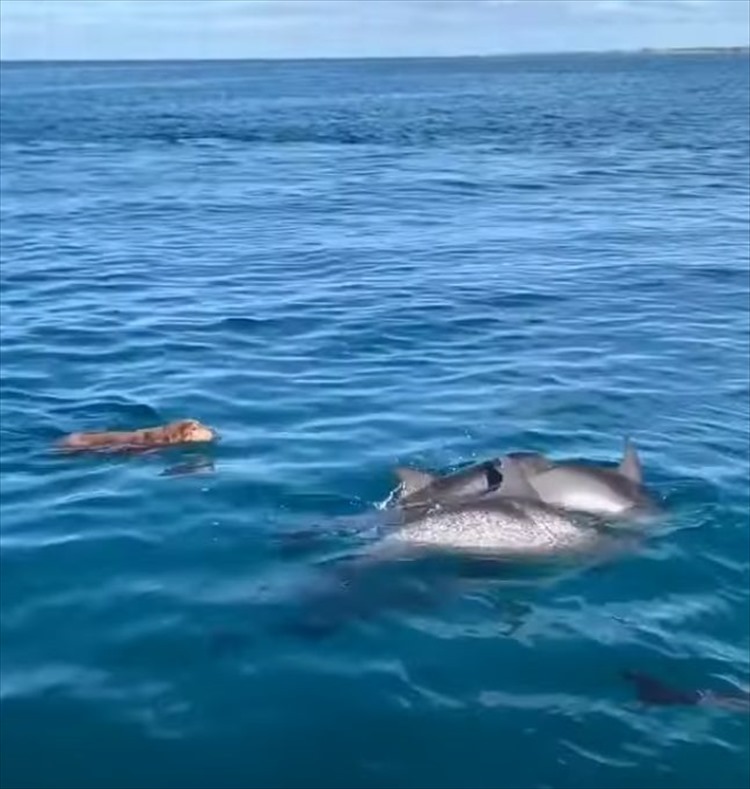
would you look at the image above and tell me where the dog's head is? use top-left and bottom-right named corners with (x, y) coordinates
top-left (166, 419), bottom-right (216, 444)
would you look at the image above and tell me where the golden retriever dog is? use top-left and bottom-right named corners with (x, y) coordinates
top-left (57, 419), bottom-right (216, 454)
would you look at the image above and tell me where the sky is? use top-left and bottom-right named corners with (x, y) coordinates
top-left (0, 0), bottom-right (748, 61)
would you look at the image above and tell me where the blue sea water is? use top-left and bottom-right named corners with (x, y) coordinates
top-left (1, 53), bottom-right (748, 789)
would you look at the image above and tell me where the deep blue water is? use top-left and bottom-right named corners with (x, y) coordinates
top-left (1, 54), bottom-right (749, 789)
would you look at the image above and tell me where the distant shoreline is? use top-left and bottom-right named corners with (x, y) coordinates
top-left (1, 46), bottom-right (747, 65)
top-left (639, 46), bottom-right (749, 55)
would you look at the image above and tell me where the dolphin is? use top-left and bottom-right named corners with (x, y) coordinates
top-left (505, 439), bottom-right (658, 518)
top-left (392, 457), bottom-right (508, 510)
top-left (391, 439), bottom-right (658, 520)
top-left (622, 670), bottom-right (750, 713)
top-left (376, 456), bottom-right (628, 563)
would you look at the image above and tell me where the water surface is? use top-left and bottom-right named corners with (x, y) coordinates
top-left (1, 54), bottom-right (749, 789)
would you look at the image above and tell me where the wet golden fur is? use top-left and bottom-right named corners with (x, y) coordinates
top-left (57, 419), bottom-right (215, 453)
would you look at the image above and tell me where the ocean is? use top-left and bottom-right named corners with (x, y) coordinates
top-left (1, 53), bottom-right (748, 789)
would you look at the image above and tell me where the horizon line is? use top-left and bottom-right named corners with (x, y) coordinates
top-left (1, 44), bottom-right (748, 65)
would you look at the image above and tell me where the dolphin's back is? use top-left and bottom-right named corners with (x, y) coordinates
top-left (388, 498), bottom-right (602, 558)
top-left (395, 461), bottom-right (503, 509)
top-left (528, 465), bottom-right (652, 516)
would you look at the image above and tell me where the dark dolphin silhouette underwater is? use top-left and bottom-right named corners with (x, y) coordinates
top-left (623, 670), bottom-right (750, 712)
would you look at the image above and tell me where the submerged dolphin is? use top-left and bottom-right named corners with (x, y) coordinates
top-left (505, 439), bottom-right (658, 518)
top-left (623, 670), bottom-right (750, 712)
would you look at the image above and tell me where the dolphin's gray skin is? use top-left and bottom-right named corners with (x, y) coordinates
top-left (392, 458), bottom-right (505, 509)
top-left (392, 453), bottom-right (539, 510)
top-left (506, 439), bottom-right (658, 518)
top-left (384, 498), bottom-right (609, 560)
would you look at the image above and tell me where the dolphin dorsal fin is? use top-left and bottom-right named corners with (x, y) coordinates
top-left (618, 438), bottom-right (642, 483)
top-left (394, 467), bottom-right (436, 497)
top-left (498, 457), bottom-right (541, 500)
